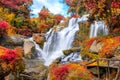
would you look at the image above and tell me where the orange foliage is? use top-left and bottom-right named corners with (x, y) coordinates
top-left (67, 63), bottom-right (93, 80)
top-left (0, 46), bottom-right (25, 78)
top-left (0, 46), bottom-right (7, 56)
top-left (113, 27), bottom-right (120, 32)
top-left (0, 46), bottom-right (23, 64)
top-left (37, 23), bottom-right (48, 32)
top-left (14, 47), bottom-right (24, 57)
top-left (85, 37), bottom-right (98, 48)
top-left (0, 49), bottom-right (17, 64)
top-left (53, 65), bottom-right (70, 80)
top-left (99, 36), bottom-right (120, 58)
top-left (39, 8), bottom-right (49, 20)
top-left (49, 63), bottom-right (94, 80)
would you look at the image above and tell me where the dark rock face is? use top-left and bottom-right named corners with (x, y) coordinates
top-left (0, 35), bottom-right (24, 49)
top-left (23, 39), bottom-right (38, 59)
top-left (4, 59), bottom-right (48, 80)
top-left (21, 59), bottom-right (48, 80)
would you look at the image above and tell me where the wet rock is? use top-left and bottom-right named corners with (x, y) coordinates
top-left (23, 39), bottom-right (37, 59)
top-left (63, 47), bottom-right (81, 56)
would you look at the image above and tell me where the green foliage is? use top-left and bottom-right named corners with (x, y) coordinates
top-left (0, 6), bottom-right (15, 24)
top-left (81, 43), bottom-right (98, 60)
top-left (73, 21), bottom-right (90, 47)
top-left (13, 16), bottom-right (24, 28)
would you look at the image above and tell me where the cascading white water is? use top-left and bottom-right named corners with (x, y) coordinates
top-left (43, 18), bottom-right (79, 65)
top-left (31, 14), bottom-right (89, 66)
top-left (42, 15), bottom-right (89, 66)
top-left (30, 14), bottom-right (108, 66)
top-left (90, 21), bottom-right (108, 38)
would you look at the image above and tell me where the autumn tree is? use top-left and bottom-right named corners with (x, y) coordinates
top-left (65, 0), bottom-right (120, 33)
top-left (37, 6), bottom-right (64, 33)
top-left (0, 0), bottom-right (32, 18)
top-left (54, 14), bottom-right (64, 25)
top-left (84, 0), bottom-right (120, 32)
top-left (39, 6), bottom-right (49, 22)
top-left (37, 6), bottom-right (50, 32)
top-left (65, 0), bottom-right (85, 16)
top-left (0, 6), bottom-right (15, 24)
top-left (0, 0), bottom-right (33, 28)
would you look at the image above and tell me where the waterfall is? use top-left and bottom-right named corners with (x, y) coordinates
top-left (43, 18), bottom-right (80, 65)
top-left (30, 14), bottom-right (108, 66)
top-left (31, 15), bottom-right (89, 66)
top-left (90, 21), bottom-right (108, 38)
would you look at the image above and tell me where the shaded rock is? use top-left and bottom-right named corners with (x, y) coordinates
top-left (87, 65), bottom-right (118, 79)
top-left (88, 67), bottom-right (105, 75)
top-left (63, 47), bottom-right (81, 56)
top-left (9, 35), bottom-right (24, 45)
top-left (0, 35), bottom-right (24, 49)
top-left (0, 65), bottom-right (11, 80)
top-left (5, 73), bottom-right (15, 80)
top-left (90, 40), bottom-right (103, 53)
top-left (109, 57), bottom-right (120, 67)
top-left (23, 39), bottom-right (37, 59)
top-left (21, 59), bottom-right (48, 80)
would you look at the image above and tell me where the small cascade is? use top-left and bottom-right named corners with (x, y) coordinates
top-left (61, 52), bottom-right (82, 64)
top-left (29, 37), bottom-right (44, 59)
top-left (90, 21), bottom-right (108, 38)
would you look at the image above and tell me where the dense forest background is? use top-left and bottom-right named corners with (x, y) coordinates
top-left (0, 0), bottom-right (120, 80)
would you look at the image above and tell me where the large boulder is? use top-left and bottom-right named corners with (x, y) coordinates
top-left (23, 39), bottom-right (37, 59)
top-left (0, 35), bottom-right (24, 48)
top-left (21, 59), bottom-right (48, 80)
top-left (63, 47), bottom-right (81, 56)
top-left (90, 40), bottom-right (104, 53)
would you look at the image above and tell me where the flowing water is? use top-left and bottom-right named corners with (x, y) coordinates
top-left (32, 14), bottom-right (108, 66)
top-left (90, 21), bottom-right (108, 38)
top-left (43, 18), bottom-right (80, 65)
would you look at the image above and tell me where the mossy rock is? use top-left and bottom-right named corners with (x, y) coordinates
top-left (63, 47), bottom-right (81, 56)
